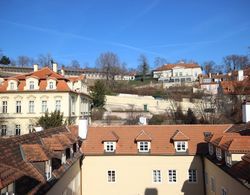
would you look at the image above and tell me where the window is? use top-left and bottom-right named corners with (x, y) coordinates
top-left (107, 170), bottom-right (116, 183)
top-left (179, 72), bottom-right (183, 76)
top-left (29, 124), bottom-right (34, 133)
top-left (10, 82), bottom-right (14, 90)
top-left (45, 160), bottom-right (52, 180)
top-left (208, 143), bottom-right (214, 155)
top-left (168, 170), bottom-right (177, 183)
top-left (0, 183), bottom-right (14, 194)
top-left (175, 141), bottom-right (187, 152)
top-left (188, 169), bottom-right (197, 183)
top-left (175, 72), bottom-right (178, 76)
top-left (55, 100), bottom-right (61, 111)
top-left (211, 177), bottom-right (215, 192)
top-left (225, 152), bottom-right (232, 166)
top-left (15, 125), bottom-right (21, 135)
top-left (41, 100), bottom-right (47, 113)
top-left (104, 142), bottom-right (116, 152)
top-left (153, 170), bottom-right (161, 183)
top-left (29, 101), bottom-right (35, 113)
top-left (16, 101), bottom-right (21, 113)
top-left (216, 147), bottom-right (222, 160)
top-left (2, 101), bottom-right (7, 113)
top-left (138, 141), bottom-right (150, 152)
top-left (71, 97), bottom-right (76, 114)
top-left (143, 104), bottom-right (148, 112)
top-left (1, 125), bottom-right (7, 136)
top-left (221, 187), bottom-right (227, 195)
top-left (49, 81), bottom-right (54, 89)
top-left (29, 81), bottom-right (34, 90)
top-left (205, 172), bottom-right (208, 185)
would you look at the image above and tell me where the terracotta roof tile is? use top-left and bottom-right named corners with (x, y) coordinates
top-left (42, 137), bottom-right (65, 151)
top-left (82, 124), bottom-right (230, 155)
top-left (155, 63), bottom-right (200, 71)
top-left (135, 130), bottom-right (152, 141)
top-left (171, 129), bottom-right (190, 141)
top-left (102, 131), bottom-right (119, 142)
top-left (21, 144), bottom-right (49, 162)
top-left (242, 153), bottom-right (250, 163)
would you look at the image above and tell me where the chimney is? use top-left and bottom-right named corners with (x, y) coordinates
top-left (209, 73), bottom-right (212, 78)
top-left (61, 68), bottom-right (65, 76)
top-left (79, 117), bottom-right (88, 139)
top-left (242, 101), bottom-right (250, 123)
top-left (139, 116), bottom-right (147, 125)
top-left (238, 70), bottom-right (244, 81)
top-left (33, 64), bottom-right (38, 72)
top-left (52, 63), bottom-right (58, 73)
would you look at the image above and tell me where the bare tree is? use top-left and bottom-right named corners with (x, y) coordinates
top-left (154, 57), bottom-right (168, 68)
top-left (70, 60), bottom-right (81, 69)
top-left (224, 54), bottom-right (249, 72)
top-left (37, 53), bottom-right (53, 67)
top-left (17, 56), bottom-right (30, 67)
top-left (96, 52), bottom-right (121, 80)
top-left (138, 54), bottom-right (149, 81)
top-left (203, 61), bottom-right (216, 75)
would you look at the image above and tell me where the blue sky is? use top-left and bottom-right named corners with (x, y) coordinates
top-left (0, 0), bottom-right (250, 69)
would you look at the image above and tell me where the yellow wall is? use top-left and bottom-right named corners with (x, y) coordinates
top-left (47, 159), bottom-right (81, 195)
top-left (204, 158), bottom-right (249, 195)
top-left (82, 155), bottom-right (204, 195)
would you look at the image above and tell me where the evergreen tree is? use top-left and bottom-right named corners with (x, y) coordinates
top-left (0, 56), bottom-right (11, 65)
top-left (90, 80), bottom-right (106, 108)
top-left (38, 110), bottom-right (64, 129)
top-left (185, 108), bottom-right (198, 124)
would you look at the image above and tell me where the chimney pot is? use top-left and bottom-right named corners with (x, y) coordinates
top-left (52, 63), bottom-right (58, 73)
top-left (33, 64), bottom-right (38, 72)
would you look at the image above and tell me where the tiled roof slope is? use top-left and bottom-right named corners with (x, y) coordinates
top-left (220, 77), bottom-right (250, 95)
top-left (155, 63), bottom-right (200, 71)
top-left (82, 124), bottom-right (231, 155)
top-left (0, 126), bottom-right (81, 193)
top-left (0, 67), bottom-right (72, 92)
top-left (171, 129), bottom-right (190, 141)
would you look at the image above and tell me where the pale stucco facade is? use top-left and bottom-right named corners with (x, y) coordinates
top-left (204, 158), bottom-right (249, 195)
top-left (82, 155), bottom-right (204, 195)
top-left (0, 91), bottom-right (90, 135)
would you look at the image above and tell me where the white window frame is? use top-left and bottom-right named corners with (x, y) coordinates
top-left (29, 81), bottom-right (34, 90)
top-left (62, 152), bottom-right (66, 164)
top-left (175, 141), bottom-right (187, 152)
top-left (208, 143), bottom-right (214, 155)
top-left (221, 187), bottom-right (227, 195)
top-left (1, 125), bottom-right (7, 136)
top-left (29, 100), bottom-right (35, 113)
top-left (49, 81), bottom-right (54, 89)
top-left (15, 124), bottom-right (21, 135)
top-left (225, 151), bottom-right (232, 167)
top-left (188, 169), bottom-right (197, 183)
top-left (41, 100), bottom-right (47, 113)
top-left (107, 170), bottom-right (116, 183)
top-left (10, 82), bottom-right (14, 90)
top-left (2, 101), bottom-right (7, 113)
top-left (216, 147), bottom-right (222, 160)
top-left (45, 160), bottom-right (52, 180)
top-left (152, 170), bottom-right (161, 183)
top-left (55, 100), bottom-right (61, 111)
top-left (138, 141), bottom-right (150, 152)
top-left (104, 141), bottom-right (116, 152)
top-left (71, 96), bottom-right (76, 115)
top-left (168, 169), bottom-right (177, 183)
top-left (211, 177), bottom-right (215, 192)
top-left (16, 101), bottom-right (21, 113)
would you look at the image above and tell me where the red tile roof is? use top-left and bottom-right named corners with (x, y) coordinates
top-left (135, 130), bottom-right (152, 141)
top-left (242, 153), bottom-right (250, 163)
top-left (155, 63), bottom-right (200, 71)
top-left (0, 67), bottom-right (72, 92)
top-left (102, 131), bottom-right (119, 142)
top-left (82, 124), bottom-right (231, 155)
top-left (21, 144), bottom-right (49, 162)
top-left (171, 129), bottom-right (190, 141)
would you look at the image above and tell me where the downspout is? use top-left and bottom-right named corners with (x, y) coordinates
top-left (200, 155), bottom-right (207, 195)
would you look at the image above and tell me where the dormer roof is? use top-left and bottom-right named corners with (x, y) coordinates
top-left (21, 144), bottom-right (49, 162)
top-left (102, 131), bottom-right (119, 142)
top-left (135, 130), bottom-right (152, 141)
top-left (171, 130), bottom-right (190, 141)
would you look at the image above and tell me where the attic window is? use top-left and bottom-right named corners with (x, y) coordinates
top-left (174, 141), bottom-right (188, 152)
top-left (10, 82), bottom-right (15, 90)
top-left (104, 141), bottom-right (116, 152)
top-left (216, 147), bottom-right (222, 160)
top-left (49, 81), bottom-right (54, 89)
top-left (138, 141), bottom-right (150, 152)
top-left (29, 81), bottom-right (34, 90)
top-left (208, 143), bottom-right (214, 155)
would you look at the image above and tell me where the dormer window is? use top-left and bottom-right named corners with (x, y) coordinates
top-left (29, 81), bottom-right (34, 90)
top-left (216, 147), bottom-right (222, 160)
top-left (45, 160), bottom-right (52, 180)
top-left (10, 82), bottom-right (14, 90)
top-left (104, 141), bottom-right (116, 152)
top-left (62, 152), bottom-right (66, 164)
top-left (225, 151), bottom-right (232, 166)
top-left (138, 141), bottom-right (150, 152)
top-left (208, 143), bottom-right (214, 155)
top-left (175, 141), bottom-right (188, 152)
top-left (49, 81), bottom-right (53, 89)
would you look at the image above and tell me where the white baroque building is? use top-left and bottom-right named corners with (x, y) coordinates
top-left (0, 64), bottom-right (91, 136)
